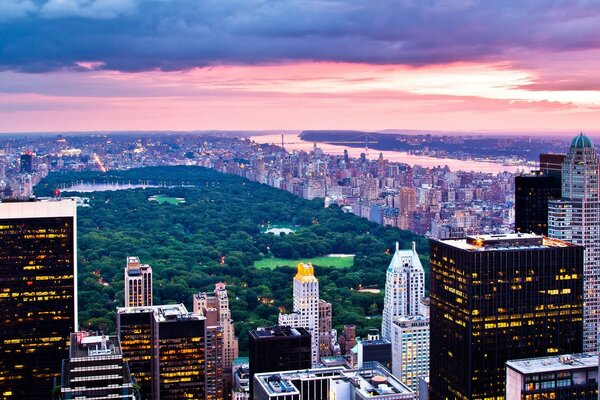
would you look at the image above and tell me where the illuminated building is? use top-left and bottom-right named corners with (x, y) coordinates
top-left (253, 362), bottom-right (413, 400)
top-left (60, 332), bottom-right (135, 399)
top-left (392, 315), bottom-right (429, 396)
top-left (248, 326), bottom-right (311, 399)
top-left (124, 256), bottom-right (152, 307)
top-left (117, 304), bottom-right (206, 400)
top-left (382, 242), bottom-right (425, 341)
top-left (548, 133), bottom-right (600, 352)
top-left (430, 234), bottom-right (584, 400)
top-left (278, 263), bottom-right (324, 366)
top-left (506, 353), bottom-right (598, 400)
top-left (195, 296), bottom-right (225, 400)
top-left (0, 199), bottom-right (77, 399)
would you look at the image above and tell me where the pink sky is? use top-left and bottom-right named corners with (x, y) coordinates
top-left (1, 60), bottom-right (600, 134)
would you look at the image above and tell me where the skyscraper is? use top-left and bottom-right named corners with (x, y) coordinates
top-left (430, 234), bottom-right (583, 400)
top-left (0, 199), bottom-right (77, 399)
top-left (19, 152), bottom-right (34, 174)
top-left (515, 171), bottom-right (561, 235)
top-left (279, 263), bottom-right (324, 366)
top-left (124, 256), bottom-right (153, 307)
top-left (548, 132), bottom-right (600, 352)
top-left (392, 315), bottom-right (429, 395)
top-left (382, 242), bottom-right (425, 341)
top-left (248, 326), bottom-right (311, 399)
top-left (117, 304), bottom-right (207, 400)
top-left (193, 283), bottom-right (239, 370)
top-left (60, 332), bottom-right (136, 399)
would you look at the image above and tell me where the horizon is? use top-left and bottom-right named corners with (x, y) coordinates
top-left (2, 2), bottom-right (600, 133)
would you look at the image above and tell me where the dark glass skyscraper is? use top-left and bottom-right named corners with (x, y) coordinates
top-left (429, 234), bottom-right (583, 400)
top-left (248, 326), bottom-right (311, 399)
top-left (515, 153), bottom-right (564, 236)
top-left (19, 153), bottom-right (34, 174)
top-left (515, 171), bottom-right (561, 235)
top-left (0, 199), bottom-right (77, 399)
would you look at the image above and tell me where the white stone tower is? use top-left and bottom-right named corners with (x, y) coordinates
top-left (382, 241), bottom-right (425, 341)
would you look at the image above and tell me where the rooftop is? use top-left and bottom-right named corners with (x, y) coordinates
top-left (388, 241), bottom-right (423, 273)
top-left (571, 132), bottom-right (594, 149)
top-left (437, 233), bottom-right (577, 252)
top-left (116, 303), bottom-right (202, 322)
top-left (507, 353), bottom-right (598, 374)
top-left (69, 332), bottom-right (122, 359)
top-left (249, 325), bottom-right (311, 339)
top-left (254, 362), bottom-right (413, 398)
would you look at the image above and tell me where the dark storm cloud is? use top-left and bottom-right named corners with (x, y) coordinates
top-left (2, 0), bottom-right (600, 72)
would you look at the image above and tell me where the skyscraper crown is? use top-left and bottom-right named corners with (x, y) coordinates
top-left (570, 132), bottom-right (593, 148)
top-left (295, 263), bottom-right (317, 282)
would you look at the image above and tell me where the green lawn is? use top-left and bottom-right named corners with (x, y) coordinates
top-left (254, 255), bottom-right (354, 269)
top-left (149, 195), bottom-right (185, 205)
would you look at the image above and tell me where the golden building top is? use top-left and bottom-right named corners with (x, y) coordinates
top-left (294, 263), bottom-right (317, 283)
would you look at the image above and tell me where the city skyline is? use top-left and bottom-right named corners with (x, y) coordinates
top-left (1, 1), bottom-right (600, 133)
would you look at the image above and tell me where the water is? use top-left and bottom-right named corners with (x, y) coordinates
top-left (62, 183), bottom-right (165, 192)
top-left (250, 133), bottom-right (529, 174)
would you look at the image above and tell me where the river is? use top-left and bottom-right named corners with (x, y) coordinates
top-left (250, 133), bottom-right (530, 174)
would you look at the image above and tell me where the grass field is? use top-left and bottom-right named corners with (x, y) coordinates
top-left (149, 195), bottom-right (185, 205)
top-left (254, 255), bottom-right (354, 269)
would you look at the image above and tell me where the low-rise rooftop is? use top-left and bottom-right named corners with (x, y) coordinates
top-left (437, 233), bottom-right (577, 252)
top-left (506, 353), bottom-right (598, 375)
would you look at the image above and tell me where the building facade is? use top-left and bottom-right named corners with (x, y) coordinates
top-left (248, 326), bottom-right (311, 399)
top-left (0, 199), bottom-right (77, 399)
top-left (382, 241), bottom-right (425, 341)
top-left (124, 256), bottom-right (153, 308)
top-left (60, 332), bottom-right (136, 399)
top-left (278, 263), bottom-right (322, 366)
top-left (392, 315), bottom-right (430, 396)
top-left (193, 282), bottom-right (239, 370)
top-left (515, 171), bottom-right (562, 236)
top-left (548, 133), bottom-right (600, 352)
top-left (430, 234), bottom-right (584, 400)
top-left (117, 304), bottom-right (207, 400)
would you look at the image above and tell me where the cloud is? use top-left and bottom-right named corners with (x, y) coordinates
top-left (1, 0), bottom-right (600, 72)
top-left (0, 0), bottom-right (36, 21)
top-left (39, 0), bottom-right (137, 19)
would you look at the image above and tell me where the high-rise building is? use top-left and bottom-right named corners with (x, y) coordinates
top-left (506, 353), bottom-right (598, 400)
top-left (318, 299), bottom-right (333, 358)
top-left (279, 263), bottom-right (322, 365)
top-left (248, 326), bottom-right (311, 399)
top-left (515, 171), bottom-right (561, 235)
top-left (354, 329), bottom-right (392, 371)
top-left (20, 152), bottom-right (34, 174)
top-left (203, 308), bottom-right (225, 400)
top-left (124, 256), bottom-right (152, 307)
top-left (194, 283), bottom-right (239, 370)
top-left (392, 315), bottom-right (430, 395)
top-left (0, 199), bottom-right (77, 399)
top-left (382, 242), bottom-right (425, 341)
top-left (60, 332), bottom-right (136, 399)
top-left (430, 234), bottom-right (584, 400)
top-left (117, 304), bottom-right (207, 400)
top-left (548, 133), bottom-right (600, 352)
